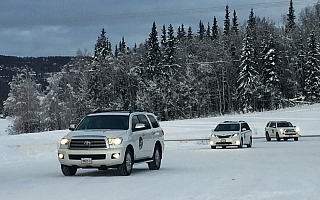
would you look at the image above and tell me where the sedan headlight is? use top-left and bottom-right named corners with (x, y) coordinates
top-left (232, 133), bottom-right (238, 137)
top-left (108, 137), bottom-right (123, 145)
top-left (211, 133), bottom-right (216, 138)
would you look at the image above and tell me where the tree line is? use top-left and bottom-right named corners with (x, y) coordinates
top-left (4, 1), bottom-right (320, 134)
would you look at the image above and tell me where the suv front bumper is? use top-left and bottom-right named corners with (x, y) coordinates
top-left (58, 147), bottom-right (126, 168)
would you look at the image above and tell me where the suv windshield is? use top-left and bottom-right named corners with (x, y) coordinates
top-left (277, 122), bottom-right (293, 127)
top-left (214, 124), bottom-right (240, 131)
top-left (76, 115), bottom-right (129, 130)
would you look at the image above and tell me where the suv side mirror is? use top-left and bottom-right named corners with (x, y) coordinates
top-left (135, 123), bottom-right (146, 130)
top-left (69, 124), bottom-right (76, 131)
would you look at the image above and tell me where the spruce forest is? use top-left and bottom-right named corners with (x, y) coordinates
top-left (3, 1), bottom-right (320, 134)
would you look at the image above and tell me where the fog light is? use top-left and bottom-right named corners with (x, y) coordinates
top-left (235, 140), bottom-right (240, 145)
top-left (58, 153), bottom-right (64, 159)
top-left (210, 141), bottom-right (214, 145)
top-left (112, 153), bottom-right (120, 159)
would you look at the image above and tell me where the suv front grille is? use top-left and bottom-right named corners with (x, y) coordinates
top-left (69, 154), bottom-right (106, 160)
top-left (69, 139), bottom-right (107, 149)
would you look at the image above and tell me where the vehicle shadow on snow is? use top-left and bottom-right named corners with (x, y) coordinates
top-left (72, 167), bottom-right (154, 177)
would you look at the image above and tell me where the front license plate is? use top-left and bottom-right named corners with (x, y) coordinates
top-left (221, 139), bottom-right (226, 143)
top-left (81, 158), bottom-right (92, 164)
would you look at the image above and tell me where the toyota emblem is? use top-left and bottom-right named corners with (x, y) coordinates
top-left (84, 141), bottom-right (91, 146)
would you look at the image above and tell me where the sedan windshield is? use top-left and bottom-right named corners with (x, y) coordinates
top-left (214, 124), bottom-right (240, 131)
top-left (76, 115), bottom-right (129, 130)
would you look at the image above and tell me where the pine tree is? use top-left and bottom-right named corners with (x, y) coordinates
top-left (163, 24), bottom-right (176, 65)
top-left (161, 25), bottom-right (167, 46)
top-left (304, 31), bottom-right (320, 102)
top-left (237, 26), bottom-right (259, 113)
top-left (232, 10), bottom-right (239, 35)
top-left (206, 22), bottom-right (211, 38)
top-left (261, 35), bottom-right (281, 109)
top-left (89, 28), bottom-right (114, 110)
top-left (285, 0), bottom-right (296, 34)
top-left (212, 16), bottom-right (218, 39)
top-left (146, 21), bottom-right (161, 78)
top-left (223, 5), bottom-right (230, 36)
top-left (198, 20), bottom-right (205, 40)
top-left (187, 26), bottom-right (193, 39)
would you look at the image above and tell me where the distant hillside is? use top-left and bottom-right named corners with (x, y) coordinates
top-left (0, 55), bottom-right (73, 111)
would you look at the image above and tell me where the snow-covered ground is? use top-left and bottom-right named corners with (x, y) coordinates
top-left (1, 104), bottom-right (320, 200)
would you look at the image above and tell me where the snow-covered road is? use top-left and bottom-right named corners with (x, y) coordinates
top-left (1, 137), bottom-right (319, 200)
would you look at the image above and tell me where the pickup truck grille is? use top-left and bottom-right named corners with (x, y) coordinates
top-left (69, 139), bottom-right (107, 149)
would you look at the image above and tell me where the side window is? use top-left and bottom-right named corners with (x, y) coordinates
top-left (270, 122), bottom-right (276, 128)
top-left (243, 123), bottom-right (251, 130)
top-left (131, 115), bottom-right (139, 132)
top-left (147, 114), bottom-right (159, 128)
top-left (266, 122), bottom-right (270, 127)
top-left (137, 114), bottom-right (151, 130)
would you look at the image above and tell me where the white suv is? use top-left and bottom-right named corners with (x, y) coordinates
top-left (265, 121), bottom-right (299, 141)
top-left (210, 121), bottom-right (252, 149)
top-left (58, 111), bottom-right (164, 176)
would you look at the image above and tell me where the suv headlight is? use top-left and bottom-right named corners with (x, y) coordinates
top-left (211, 133), bottom-right (216, 138)
top-left (295, 126), bottom-right (300, 132)
top-left (108, 137), bottom-right (123, 145)
top-left (59, 138), bottom-right (70, 148)
top-left (279, 128), bottom-right (284, 134)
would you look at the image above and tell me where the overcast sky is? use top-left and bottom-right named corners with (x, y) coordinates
top-left (0, 0), bottom-right (316, 57)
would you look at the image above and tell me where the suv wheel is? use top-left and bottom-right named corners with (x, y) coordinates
top-left (247, 137), bottom-right (252, 148)
top-left (61, 164), bottom-right (77, 176)
top-left (266, 132), bottom-right (271, 141)
top-left (148, 145), bottom-right (162, 170)
top-left (294, 137), bottom-right (298, 141)
top-left (276, 133), bottom-right (280, 141)
top-left (211, 146), bottom-right (216, 149)
top-left (117, 148), bottom-right (133, 176)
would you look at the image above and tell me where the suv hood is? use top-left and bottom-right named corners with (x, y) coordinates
top-left (66, 129), bottom-right (127, 138)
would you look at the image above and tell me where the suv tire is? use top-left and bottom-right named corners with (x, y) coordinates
top-left (61, 164), bottom-right (77, 176)
top-left (276, 133), bottom-right (280, 141)
top-left (294, 137), bottom-right (298, 141)
top-left (247, 137), bottom-right (252, 148)
top-left (117, 148), bottom-right (133, 176)
top-left (266, 132), bottom-right (271, 141)
top-left (148, 145), bottom-right (162, 170)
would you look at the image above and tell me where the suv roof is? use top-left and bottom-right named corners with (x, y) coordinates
top-left (267, 121), bottom-right (290, 123)
top-left (88, 110), bottom-right (153, 116)
top-left (221, 121), bottom-right (246, 124)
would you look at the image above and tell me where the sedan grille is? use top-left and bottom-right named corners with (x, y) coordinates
top-left (69, 139), bottom-right (107, 149)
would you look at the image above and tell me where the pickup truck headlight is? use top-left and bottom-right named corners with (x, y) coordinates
top-left (108, 137), bottom-right (123, 145)
top-left (295, 126), bottom-right (300, 132)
